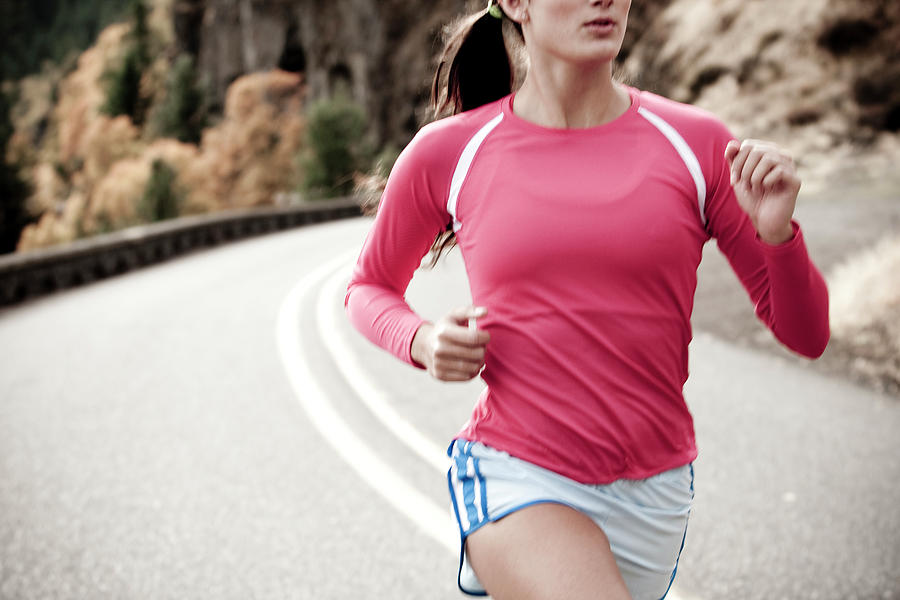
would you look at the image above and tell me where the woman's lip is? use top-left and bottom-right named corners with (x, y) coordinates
top-left (584, 19), bottom-right (616, 33)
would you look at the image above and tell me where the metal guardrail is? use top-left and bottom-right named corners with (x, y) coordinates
top-left (0, 197), bottom-right (362, 307)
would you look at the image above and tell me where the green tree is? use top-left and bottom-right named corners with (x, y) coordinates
top-left (102, 45), bottom-right (145, 121)
top-left (0, 87), bottom-right (33, 254)
top-left (152, 54), bottom-right (207, 144)
top-left (101, 0), bottom-right (152, 124)
top-left (124, 0), bottom-right (151, 81)
top-left (301, 93), bottom-right (370, 198)
top-left (139, 159), bottom-right (181, 222)
top-left (0, 0), bottom-right (130, 81)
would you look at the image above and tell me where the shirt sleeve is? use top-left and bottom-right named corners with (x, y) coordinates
top-left (344, 124), bottom-right (455, 367)
top-left (703, 123), bottom-right (830, 359)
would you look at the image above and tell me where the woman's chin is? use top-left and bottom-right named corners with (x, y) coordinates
top-left (559, 36), bottom-right (625, 67)
top-left (566, 48), bottom-right (622, 68)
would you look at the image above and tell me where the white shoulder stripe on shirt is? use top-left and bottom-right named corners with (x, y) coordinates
top-left (637, 106), bottom-right (708, 226)
top-left (447, 112), bottom-right (505, 232)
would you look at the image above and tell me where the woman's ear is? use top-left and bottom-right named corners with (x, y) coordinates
top-left (499, 0), bottom-right (529, 25)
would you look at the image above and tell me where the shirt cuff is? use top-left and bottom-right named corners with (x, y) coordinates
top-left (760, 221), bottom-right (813, 281)
top-left (757, 220), bottom-right (801, 252)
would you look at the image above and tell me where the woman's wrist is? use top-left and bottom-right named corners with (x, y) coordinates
top-left (410, 322), bottom-right (434, 368)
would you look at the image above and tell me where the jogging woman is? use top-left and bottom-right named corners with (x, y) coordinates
top-left (345, 0), bottom-right (830, 598)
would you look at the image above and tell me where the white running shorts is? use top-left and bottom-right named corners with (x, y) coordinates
top-left (447, 439), bottom-right (694, 600)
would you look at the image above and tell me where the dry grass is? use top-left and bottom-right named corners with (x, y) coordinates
top-left (827, 235), bottom-right (900, 393)
top-left (86, 138), bottom-right (199, 232)
top-left (181, 70), bottom-right (305, 212)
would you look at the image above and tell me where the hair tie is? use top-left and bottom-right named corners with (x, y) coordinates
top-left (487, 0), bottom-right (503, 19)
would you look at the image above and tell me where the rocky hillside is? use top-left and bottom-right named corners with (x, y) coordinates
top-left (621, 0), bottom-right (900, 179)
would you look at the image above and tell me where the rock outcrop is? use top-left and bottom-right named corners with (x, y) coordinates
top-left (175, 0), bottom-right (469, 148)
top-left (620, 0), bottom-right (900, 154)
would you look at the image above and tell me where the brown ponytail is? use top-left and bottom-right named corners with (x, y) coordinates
top-left (360, 6), bottom-right (523, 266)
top-left (421, 6), bottom-right (522, 265)
top-left (431, 8), bottom-right (521, 117)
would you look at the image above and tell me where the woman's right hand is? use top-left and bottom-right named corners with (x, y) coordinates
top-left (411, 306), bottom-right (490, 381)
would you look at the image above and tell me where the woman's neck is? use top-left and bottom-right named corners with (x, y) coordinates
top-left (513, 60), bottom-right (629, 129)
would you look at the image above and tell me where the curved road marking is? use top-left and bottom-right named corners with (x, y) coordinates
top-left (316, 261), bottom-right (448, 472)
top-left (275, 253), bottom-right (456, 554)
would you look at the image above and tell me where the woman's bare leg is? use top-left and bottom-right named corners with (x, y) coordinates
top-left (465, 503), bottom-right (633, 600)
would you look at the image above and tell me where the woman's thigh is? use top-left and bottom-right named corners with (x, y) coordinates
top-left (465, 502), bottom-right (633, 600)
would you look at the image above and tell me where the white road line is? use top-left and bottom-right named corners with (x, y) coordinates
top-left (316, 261), bottom-right (448, 472)
top-left (275, 253), bottom-right (456, 554)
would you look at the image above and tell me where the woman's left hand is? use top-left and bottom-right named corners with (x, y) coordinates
top-left (725, 139), bottom-right (800, 245)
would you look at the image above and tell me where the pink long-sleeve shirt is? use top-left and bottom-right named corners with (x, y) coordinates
top-left (345, 87), bottom-right (829, 484)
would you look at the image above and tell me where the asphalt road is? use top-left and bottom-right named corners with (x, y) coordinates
top-left (1, 217), bottom-right (897, 599)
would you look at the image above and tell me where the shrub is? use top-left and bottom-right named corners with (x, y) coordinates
top-left (354, 144), bottom-right (400, 216)
top-left (101, 45), bottom-right (145, 121)
top-left (152, 54), bottom-right (207, 144)
top-left (373, 144), bottom-right (401, 178)
top-left (139, 159), bottom-right (181, 222)
top-left (0, 88), bottom-right (33, 253)
top-left (301, 93), bottom-right (370, 198)
top-left (101, 0), bottom-right (152, 124)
